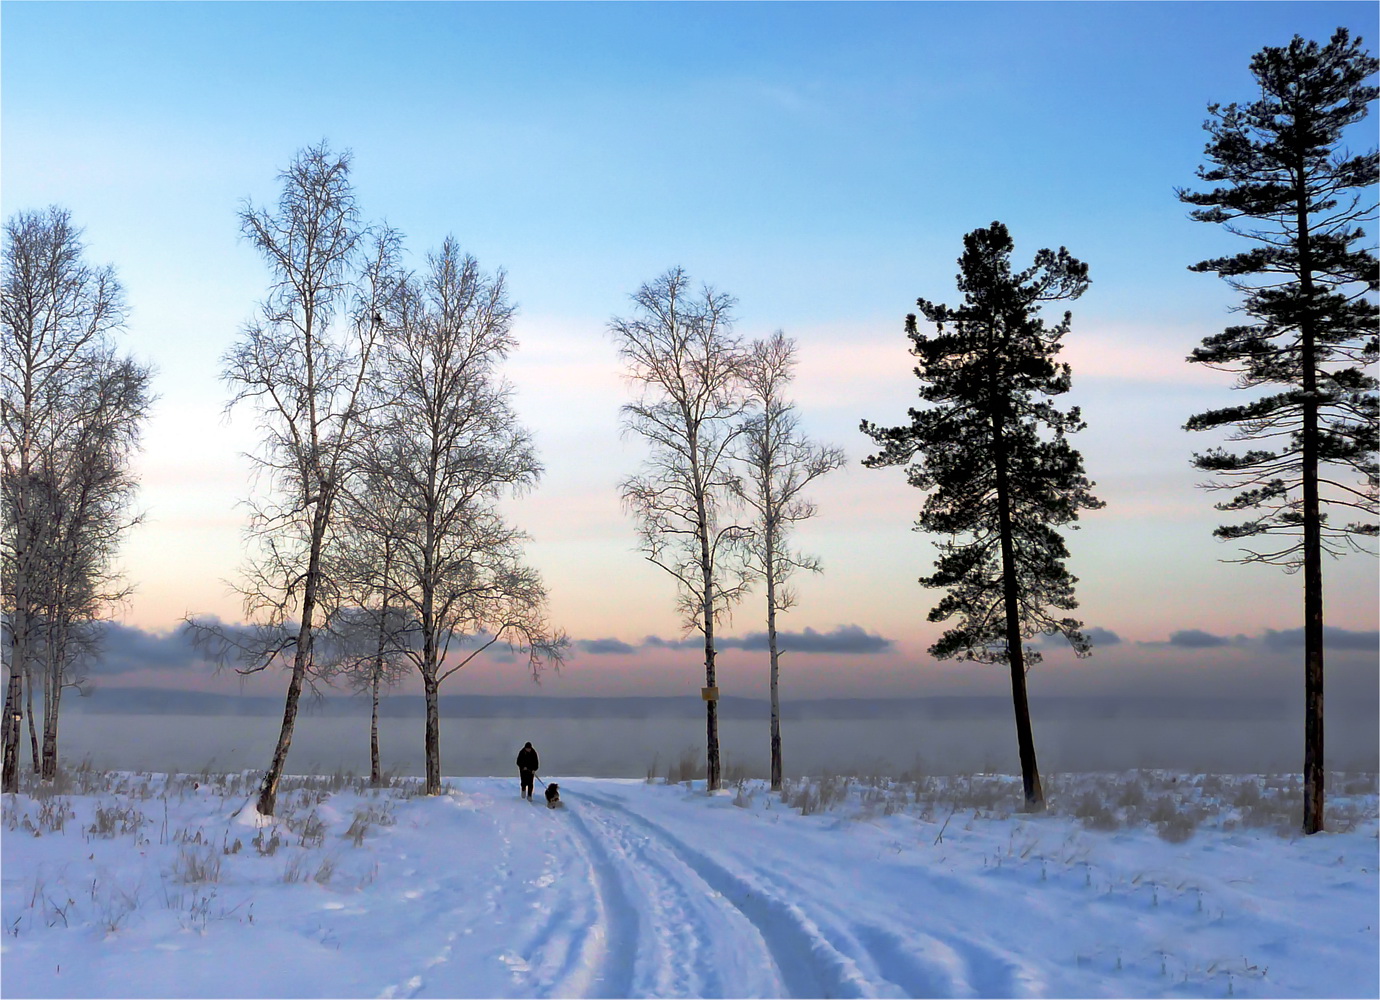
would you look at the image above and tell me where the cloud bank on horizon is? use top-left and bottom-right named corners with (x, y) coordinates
top-left (77, 620), bottom-right (1378, 684)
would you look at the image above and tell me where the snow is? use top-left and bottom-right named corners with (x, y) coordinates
top-left (2, 769), bottom-right (1376, 998)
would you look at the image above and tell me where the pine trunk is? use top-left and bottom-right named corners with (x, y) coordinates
top-left (1301, 388), bottom-right (1325, 835)
top-left (766, 530), bottom-right (783, 793)
top-left (993, 410), bottom-right (1043, 809)
top-left (1296, 187), bottom-right (1325, 835)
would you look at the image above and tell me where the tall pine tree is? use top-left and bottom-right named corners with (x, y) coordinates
top-left (862, 222), bottom-right (1102, 809)
top-left (1177, 29), bottom-right (1378, 835)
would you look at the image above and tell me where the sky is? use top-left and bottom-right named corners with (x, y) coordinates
top-left (2, 1), bottom-right (1377, 704)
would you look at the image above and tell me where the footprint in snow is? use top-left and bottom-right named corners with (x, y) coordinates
top-left (377, 975), bottom-right (422, 999)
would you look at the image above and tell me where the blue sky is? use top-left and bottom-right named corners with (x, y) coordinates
top-left (2, 2), bottom-right (1376, 700)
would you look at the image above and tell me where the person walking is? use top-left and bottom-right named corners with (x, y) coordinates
top-left (516, 741), bottom-right (539, 800)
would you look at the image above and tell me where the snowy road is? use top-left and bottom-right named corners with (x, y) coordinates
top-left (370, 781), bottom-right (1020, 999)
top-left (559, 782), bottom-right (1038, 999)
top-left (2, 773), bottom-right (1377, 998)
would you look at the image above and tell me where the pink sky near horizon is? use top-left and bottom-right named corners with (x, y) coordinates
top-left (111, 311), bottom-right (1378, 702)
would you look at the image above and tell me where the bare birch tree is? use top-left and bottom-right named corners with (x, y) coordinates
top-left (613, 267), bottom-right (750, 792)
top-left (366, 238), bottom-right (564, 795)
top-left (210, 143), bottom-right (398, 816)
top-left (736, 332), bottom-right (845, 791)
top-left (326, 440), bottom-right (415, 787)
top-left (30, 350), bottom-right (150, 778)
top-left (2, 207), bottom-right (149, 791)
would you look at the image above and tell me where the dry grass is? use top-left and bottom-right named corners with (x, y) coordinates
top-left (683, 767), bottom-right (1380, 837)
top-left (172, 844), bottom-right (222, 884)
top-left (343, 803), bottom-right (396, 846)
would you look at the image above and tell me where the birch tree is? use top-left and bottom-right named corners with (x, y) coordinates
top-left (366, 238), bottom-right (564, 795)
top-left (323, 463), bottom-right (413, 787)
top-left (30, 350), bottom-right (150, 778)
top-left (614, 267), bottom-right (750, 792)
top-left (2, 208), bottom-right (149, 791)
top-left (736, 331), bottom-right (845, 791)
top-left (213, 143), bottom-right (398, 816)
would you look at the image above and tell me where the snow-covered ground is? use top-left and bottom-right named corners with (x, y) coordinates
top-left (2, 769), bottom-right (1376, 998)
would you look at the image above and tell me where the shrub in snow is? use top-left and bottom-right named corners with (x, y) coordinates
top-left (1233, 780), bottom-right (1263, 809)
top-left (1341, 774), bottom-right (1377, 796)
top-left (88, 802), bottom-right (145, 838)
top-left (1073, 791), bottom-right (1120, 831)
top-left (663, 748), bottom-right (704, 785)
top-left (1117, 777), bottom-right (1147, 810)
top-left (173, 844), bottom-right (221, 884)
top-left (1156, 810), bottom-right (1198, 843)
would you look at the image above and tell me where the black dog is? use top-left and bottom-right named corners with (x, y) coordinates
top-left (544, 782), bottom-right (561, 808)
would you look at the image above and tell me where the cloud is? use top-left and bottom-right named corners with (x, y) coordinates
top-left (1133, 626), bottom-right (1378, 654)
top-left (576, 638), bottom-right (637, 655)
top-left (80, 619), bottom-right (268, 675)
top-left (642, 635), bottom-right (701, 651)
top-left (640, 625), bottom-right (894, 655)
top-left (736, 625), bottom-right (894, 654)
top-left (1037, 626), bottom-right (1122, 647)
top-left (1084, 627), bottom-right (1122, 647)
top-left (1261, 627), bottom-right (1379, 653)
top-left (1167, 629), bottom-right (1234, 649)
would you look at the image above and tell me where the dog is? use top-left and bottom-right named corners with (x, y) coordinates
top-left (544, 782), bottom-right (561, 808)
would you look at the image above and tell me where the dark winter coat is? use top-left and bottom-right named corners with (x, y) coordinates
top-left (516, 744), bottom-right (539, 772)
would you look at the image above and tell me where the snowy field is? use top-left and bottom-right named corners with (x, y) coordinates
top-left (2, 768), bottom-right (1376, 999)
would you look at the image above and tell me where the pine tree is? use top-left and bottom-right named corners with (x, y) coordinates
top-left (861, 222), bottom-right (1103, 809)
top-left (1177, 29), bottom-right (1378, 835)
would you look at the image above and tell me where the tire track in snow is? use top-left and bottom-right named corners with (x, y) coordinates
top-left (572, 794), bottom-right (788, 997)
top-left (555, 804), bottom-right (636, 998)
top-left (573, 787), bottom-right (876, 999)
top-left (849, 924), bottom-right (975, 998)
top-left (747, 857), bottom-right (1040, 999)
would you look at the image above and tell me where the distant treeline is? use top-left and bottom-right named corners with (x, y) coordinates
top-left (65, 688), bottom-right (1292, 722)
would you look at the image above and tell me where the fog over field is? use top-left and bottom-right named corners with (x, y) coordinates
top-left (56, 689), bottom-right (1380, 779)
